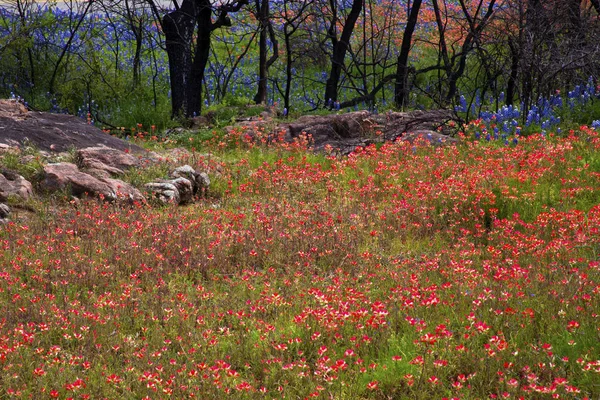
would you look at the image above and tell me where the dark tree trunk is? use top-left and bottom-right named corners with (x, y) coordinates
top-left (521, 0), bottom-right (542, 115)
top-left (567, 0), bottom-right (582, 32)
top-left (431, 0), bottom-right (451, 103)
top-left (506, 40), bottom-right (519, 106)
top-left (324, 0), bottom-right (363, 104)
top-left (125, 0), bottom-right (143, 88)
top-left (162, 0), bottom-right (246, 118)
top-left (185, 1), bottom-right (212, 117)
top-left (163, 1), bottom-right (196, 117)
top-left (394, 0), bottom-right (422, 109)
top-left (566, 0), bottom-right (584, 47)
top-left (132, 22), bottom-right (143, 87)
top-left (284, 25), bottom-right (293, 111)
top-left (254, 0), bottom-right (269, 104)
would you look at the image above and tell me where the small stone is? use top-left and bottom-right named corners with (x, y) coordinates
top-left (0, 203), bottom-right (10, 219)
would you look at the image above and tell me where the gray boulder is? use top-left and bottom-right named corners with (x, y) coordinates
top-left (171, 165), bottom-right (210, 197)
top-left (0, 203), bottom-right (10, 219)
top-left (171, 165), bottom-right (197, 189)
top-left (0, 170), bottom-right (33, 202)
top-left (170, 177), bottom-right (194, 205)
top-left (144, 182), bottom-right (180, 205)
top-left (195, 172), bottom-right (210, 197)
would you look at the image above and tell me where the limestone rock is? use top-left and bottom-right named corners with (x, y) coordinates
top-left (101, 178), bottom-right (146, 203)
top-left (0, 170), bottom-right (33, 202)
top-left (145, 182), bottom-right (180, 205)
top-left (171, 165), bottom-right (210, 197)
top-left (195, 172), bottom-right (210, 197)
top-left (170, 177), bottom-right (194, 205)
top-left (171, 165), bottom-right (196, 188)
top-left (42, 162), bottom-right (117, 200)
top-left (77, 146), bottom-right (139, 176)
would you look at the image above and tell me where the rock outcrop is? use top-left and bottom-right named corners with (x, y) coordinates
top-left (0, 99), bottom-right (144, 153)
top-left (227, 109), bottom-right (458, 155)
top-left (144, 182), bottom-right (180, 205)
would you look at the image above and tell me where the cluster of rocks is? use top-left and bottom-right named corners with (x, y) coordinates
top-left (145, 165), bottom-right (210, 205)
top-left (0, 99), bottom-right (214, 223)
top-left (43, 146), bottom-right (210, 205)
top-left (41, 147), bottom-right (146, 203)
top-left (227, 109), bottom-right (458, 155)
top-left (0, 146), bottom-right (210, 224)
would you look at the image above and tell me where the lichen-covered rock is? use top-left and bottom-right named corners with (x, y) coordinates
top-left (169, 177), bottom-right (194, 205)
top-left (171, 165), bottom-right (210, 197)
top-left (171, 165), bottom-right (197, 190)
top-left (145, 182), bottom-right (180, 205)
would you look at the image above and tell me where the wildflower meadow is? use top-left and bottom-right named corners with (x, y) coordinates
top-left (1, 116), bottom-right (600, 399)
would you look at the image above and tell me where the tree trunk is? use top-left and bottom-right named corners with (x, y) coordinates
top-left (506, 40), bottom-right (519, 106)
top-left (324, 0), bottom-right (363, 104)
top-left (254, 0), bottom-right (269, 104)
top-left (185, 0), bottom-right (213, 117)
top-left (521, 0), bottom-right (542, 115)
top-left (161, 0), bottom-right (246, 118)
top-left (283, 24), bottom-right (292, 111)
top-left (394, 0), bottom-right (422, 109)
top-left (132, 22), bottom-right (143, 87)
top-left (162, 1), bottom-right (196, 117)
